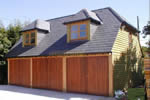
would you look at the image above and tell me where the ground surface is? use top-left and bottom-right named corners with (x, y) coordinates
top-left (0, 85), bottom-right (115, 100)
top-left (128, 88), bottom-right (144, 100)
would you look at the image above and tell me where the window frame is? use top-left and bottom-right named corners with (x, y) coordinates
top-left (68, 20), bottom-right (89, 42)
top-left (22, 30), bottom-right (37, 47)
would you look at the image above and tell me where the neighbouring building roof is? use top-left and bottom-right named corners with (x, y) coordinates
top-left (6, 7), bottom-right (139, 58)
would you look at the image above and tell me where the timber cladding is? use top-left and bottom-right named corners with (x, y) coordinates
top-left (9, 58), bottom-right (31, 87)
top-left (8, 54), bottom-right (111, 96)
top-left (144, 59), bottom-right (150, 69)
top-left (144, 58), bottom-right (150, 79)
top-left (67, 56), bottom-right (109, 96)
top-left (32, 57), bottom-right (63, 90)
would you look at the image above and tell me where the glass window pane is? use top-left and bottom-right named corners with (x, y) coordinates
top-left (25, 34), bottom-right (29, 38)
top-left (71, 25), bottom-right (78, 31)
top-left (31, 38), bottom-right (35, 44)
top-left (25, 34), bottom-right (29, 44)
top-left (80, 31), bottom-right (86, 37)
top-left (25, 39), bottom-right (29, 43)
top-left (80, 24), bottom-right (86, 30)
top-left (71, 32), bottom-right (78, 39)
top-left (31, 32), bottom-right (35, 38)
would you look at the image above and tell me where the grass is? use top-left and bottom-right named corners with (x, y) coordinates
top-left (128, 88), bottom-right (145, 100)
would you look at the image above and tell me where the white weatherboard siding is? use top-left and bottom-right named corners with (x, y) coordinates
top-left (112, 27), bottom-right (142, 65)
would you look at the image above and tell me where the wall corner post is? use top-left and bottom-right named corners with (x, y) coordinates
top-left (63, 57), bottom-right (67, 92)
top-left (108, 53), bottom-right (113, 96)
top-left (30, 58), bottom-right (32, 88)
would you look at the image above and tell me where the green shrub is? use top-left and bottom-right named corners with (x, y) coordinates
top-left (114, 47), bottom-right (144, 91)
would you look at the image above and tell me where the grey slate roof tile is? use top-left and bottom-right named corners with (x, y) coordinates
top-left (21, 19), bottom-right (50, 32)
top-left (64, 8), bottom-right (102, 24)
top-left (6, 7), bottom-right (137, 58)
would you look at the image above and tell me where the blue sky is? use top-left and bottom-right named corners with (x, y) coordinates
top-left (0, 0), bottom-right (148, 46)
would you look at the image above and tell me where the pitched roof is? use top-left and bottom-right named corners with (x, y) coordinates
top-left (64, 8), bottom-right (102, 24)
top-left (21, 19), bottom-right (50, 32)
top-left (6, 7), bottom-right (138, 58)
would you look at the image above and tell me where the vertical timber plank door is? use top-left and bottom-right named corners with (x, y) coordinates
top-left (66, 56), bottom-right (109, 96)
top-left (66, 57), bottom-right (87, 93)
top-left (32, 57), bottom-right (48, 89)
top-left (47, 57), bottom-right (63, 91)
top-left (87, 56), bottom-right (109, 96)
top-left (9, 58), bottom-right (31, 87)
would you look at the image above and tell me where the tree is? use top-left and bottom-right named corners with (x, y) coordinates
top-left (0, 20), bottom-right (25, 84)
top-left (7, 22), bottom-right (22, 46)
top-left (143, 24), bottom-right (150, 47)
top-left (0, 26), bottom-right (11, 65)
top-left (0, 20), bottom-right (26, 65)
top-left (143, 25), bottom-right (150, 37)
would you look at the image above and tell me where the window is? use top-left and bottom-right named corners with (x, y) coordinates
top-left (23, 30), bottom-right (36, 46)
top-left (71, 32), bottom-right (78, 39)
top-left (80, 31), bottom-right (86, 37)
top-left (71, 25), bottom-right (78, 31)
top-left (70, 23), bottom-right (87, 40)
top-left (66, 20), bottom-right (90, 43)
top-left (31, 32), bottom-right (35, 44)
top-left (25, 34), bottom-right (29, 44)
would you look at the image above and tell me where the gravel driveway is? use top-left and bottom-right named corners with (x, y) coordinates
top-left (0, 85), bottom-right (115, 100)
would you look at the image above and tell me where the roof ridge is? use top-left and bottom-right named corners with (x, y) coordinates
top-left (91, 7), bottom-right (111, 12)
top-left (46, 7), bottom-right (110, 22)
top-left (46, 14), bottom-right (74, 21)
top-left (106, 7), bottom-right (139, 32)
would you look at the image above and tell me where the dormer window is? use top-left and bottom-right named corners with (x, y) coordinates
top-left (22, 30), bottom-right (37, 47)
top-left (64, 9), bottom-right (102, 43)
top-left (66, 20), bottom-right (90, 42)
top-left (71, 23), bottom-right (87, 40)
top-left (21, 19), bottom-right (50, 47)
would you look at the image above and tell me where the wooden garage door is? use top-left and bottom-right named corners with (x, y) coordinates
top-left (32, 57), bottom-right (48, 88)
top-left (32, 57), bottom-right (63, 91)
top-left (67, 57), bottom-right (87, 93)
top-left (47, 57), bottom-right (63, 90)
top-left (9, 58), bottom-right (31, 87)
top-left (67, 56), bottom-right (109, 96)
top-left (87, 56), bottom-right (109, 96)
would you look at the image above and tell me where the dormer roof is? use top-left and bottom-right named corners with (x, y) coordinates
top-left (21, 19), bottom-right (50, 32)
top-left (64, 8), bottom-right (102, 24)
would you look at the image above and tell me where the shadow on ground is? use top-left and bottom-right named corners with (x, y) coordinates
top-left (0, 85), bottom-right (115, 100)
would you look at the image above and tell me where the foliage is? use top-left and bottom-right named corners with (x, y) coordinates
top-left (0, 20), bottom-right (26, 84)
top-left (143, 24), bottom-right (150, 47)
top-left (0, 26), bottom-right (11, 65)
top-left (128, 88), bottom-right (144, 100)
top-left (142, 46), bottom-right (150, 52)
top-left (114, 46), bottom-right (144, 91)
top-left (131, 58), bottom-right (144, 88)
top-left (7, 23), bottom-right (22, 46)
top-left (142, 46), bottom-right (150, 58)
top-left (143, 25), bottom-right (150, 38)
top-left (0, 21), bottom-right (24, 65)
top-left (113, 53), bottom-right (128, 90)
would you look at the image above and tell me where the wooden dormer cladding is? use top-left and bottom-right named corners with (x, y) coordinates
top-left (66, 20), bottom-right (90, 43)
top-left (22, 29), bottom-right (37, 47)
